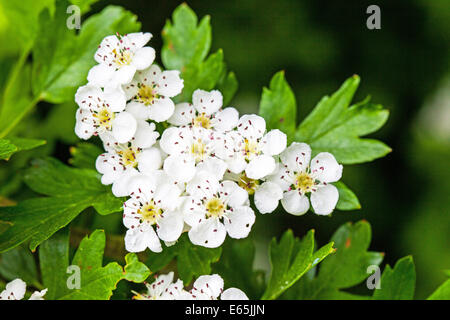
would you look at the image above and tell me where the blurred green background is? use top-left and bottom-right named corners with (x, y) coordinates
top-left (0, 0), bottom-right (449, 299)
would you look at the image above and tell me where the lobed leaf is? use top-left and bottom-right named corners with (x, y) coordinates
top-left (262, 229), bottom-right (335, 300)
top-left (259, 71), bottom-right (297, 142)
top-left (0, 157), bottom-right (123, 252)
top-left (372, 256), bottom-right (416, 300)
top-left (295, 75), bottom-right (391, 164)
top-left (162, 3), bottom-right (237, 104)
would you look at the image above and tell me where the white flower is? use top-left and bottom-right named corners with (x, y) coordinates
top-left (95, 131), bottom-right (162, 197)
top-left (224, 170), bottom-right (283, 214)
top-left (227, 114), bottom-right (287, 180)
top-left (75, 84), bottom-right (137, 143)
top-left (183, 170), bottom-right (255, 248)
top-left (159, 126), bottom-right (231, 183)
top-left (132, 272), bottom-right (190, 300)
top-left (123, 172), bottom-right (184, 253)
top-left (189, 274), bottom-right (248, 300)
top-left (168, 89), bottom-right (239, 132)
top-left (271, 142), bottom-right (343, 216)
top-left (123, 64), bottom-right (183, 122)
top-left (0, 279), bottom-right (47, 300)
top-left (88, 32), bottom-right (155, 87)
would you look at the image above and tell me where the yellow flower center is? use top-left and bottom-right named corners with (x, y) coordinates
top-left (136, 84), bottom-right (156, 106)
top-left (138, 201), bottom-right (162, 225)
top-left (112, 48), bottom-right (132, 66)
top-left (93, 107), bottom-right (114, 130)
top-left (238, 173), bottom-right (259, 195)
top-left (294, 172), bottom-right (315, 193)
top-left (205, 197), bottom-right (225, 218)
top-left (117, 147), bottom-right (139, 168)
top-left (193, 114), bottom-right (212, 129)
top-left (243, 138), bottom-right (259, 161)
top-left (190, 139), bottom-right (207, 162)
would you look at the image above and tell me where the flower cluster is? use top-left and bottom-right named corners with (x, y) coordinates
top-left (74, 33), bottom-right (344, 254)
top-left (132, 272), bottom-right (248, 300)
top-left (0, 279), bottom-right (47, 300)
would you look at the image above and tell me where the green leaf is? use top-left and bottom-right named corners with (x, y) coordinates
top-left (69, 142), bottom-right (103, 169)
top-left (32, 2), bottom-right (141, 103)
top-left (162, 3), bottom-right (211, 71)
top-left (0, 0), bottom-right (54, 49)
top-left (335, 181), bottom-right (361, 210)
top-left (262, 229), bottom-right (335, 300)
top-left (428, 279), bottom-right (450, 300)
top-left (55, 230), bottom-right (149, 300)
top-left (0, 137), bottom-right (46, 160)
top-left (39, 228), bottom-right (70, 300)
top-left (177, 49), bottom-right (226, 102)
top-left (0, 245), bottom-right (40, 288)
top-left (217, 71), bottom-right (238, 106)
top-left (0, 157), bottom-right (123, 252)
top-left (70, 0), bottom-right (100, 13)
top-left (372, 256), bottom-right (415, 300)
top-left (295, 75), bottom-right (391, 164)
top-left (146, 233), bottom-right (221, 285)
top-left (123, 253), bottom-right (151, 283)
top-left (212, 238), bottom-right (265, 299)
top-left (259, 71), bottom-right (297, 141)
top-left (40, 230), bottom-right (150, 300)
top-left (162, 3), bottom-right (236, 103)
top-left (285, 220), bottom-right (384, 299)
top-left (0, 139), bottom-right (17, 160)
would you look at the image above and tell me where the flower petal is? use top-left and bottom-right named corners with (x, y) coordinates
top-left (196, 157), bottom-right (227, 181)
top-left (137, 147), bottom-right (162, 174)
top-left (168, 102), bottom-right (195, 126)
top-left (245, 154), bottom-right (276, 180)
top-left (132, 46), bottom-right (155, 70)
top-left (310, 184), bottom-right (339, 215)
top-left (254, 181), bottom-right (283, 214)
top-left (111, 111), bottom-right (137, 143)
top-left (192, 89), bottom-right (223, 115)
top-left (87, 64), bottom-right (115, 87)
top-left (224, 206), bottom-right (255, 239)
top-left (103, 86), bottom-right (127, 112)
top-left (112, 169), bottom-right (139, 197)
top-left (310, 152), bottom-right (343, 183)
top-left (220, 181), bottom-right (248, 208)
top-left (125, 228), bottom-right (162, 253)
top-left (156, 70), bottom-right (184, 97)
top-left (237, 114), bottom-right (266, 139)
top-left (280, 142), bottom-right (311, 173)
top-left (188, 218), bottom-right (226, 248)
top-left (133, 120), bottom-right (159, 149)
top-left (260, 129), bottom-right (287, 156)
top-left (147, 97), bottom-right (175, 122)
top-left (112, 65), bottom-right (137, 85)
top-left (157, 210), bottom-right (184, 242)
top-left (211, 107), bottom-right (239, 132)
top-left (126, 101), bottom-right (150, 120)
top-left (281, 190), bottom-right (310, 216)
top-left (192, 274), bottom-right (224, 299)
top-left (221, 288), bottom-right (248, 300)
top-left (163, 154), bottom-right (196, 183)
